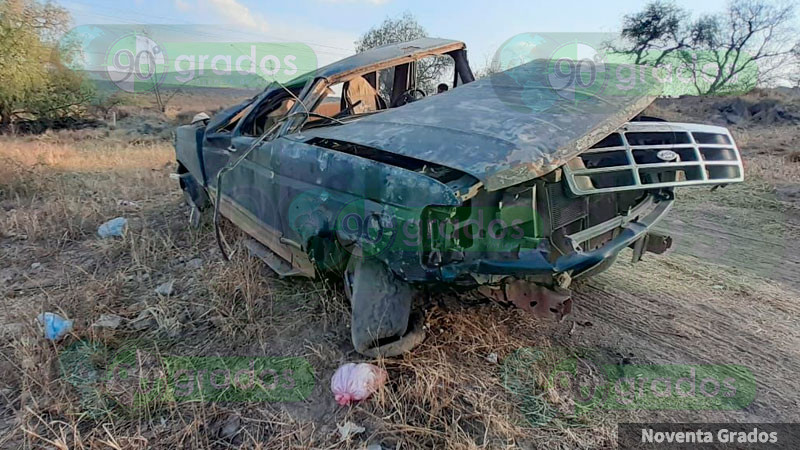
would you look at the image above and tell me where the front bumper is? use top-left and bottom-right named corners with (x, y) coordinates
top-left (440, 197), bottom-right (673, 280)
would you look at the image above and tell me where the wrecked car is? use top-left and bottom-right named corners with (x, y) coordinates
top-left (174, 38), bottom-right (744, 357)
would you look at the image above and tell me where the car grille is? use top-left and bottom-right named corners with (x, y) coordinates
top-left (562, 122), bottom-right (744, 195)
top-left (546, 182), bottom-right (587, 229)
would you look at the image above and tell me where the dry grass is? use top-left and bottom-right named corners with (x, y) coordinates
top-left (2, 91), bottom-right (798, 448)
top-left (0, 134), bottom-right (175, 243)
top-left (0, 132), bottom-right (618, 449)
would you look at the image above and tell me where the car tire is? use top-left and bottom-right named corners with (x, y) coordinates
top-left (344, 256), bottom-right (425, 357)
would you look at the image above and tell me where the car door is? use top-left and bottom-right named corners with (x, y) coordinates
top-left (201, 99), bottom-right (257, 188)
top-left (219, 89), bottom-right (301, 239)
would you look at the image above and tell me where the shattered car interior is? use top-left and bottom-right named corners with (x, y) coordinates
top-left (175, 38), bottom-right (744, 357)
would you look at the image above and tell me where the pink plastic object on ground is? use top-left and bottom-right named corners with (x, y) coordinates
top-left (331, 363), bottom-right (388, 406)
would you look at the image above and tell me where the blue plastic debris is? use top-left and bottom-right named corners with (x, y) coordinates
top-left (37, 312), bottom-right (74, 340)
top-left (97, 217), bottom-right (128, 238)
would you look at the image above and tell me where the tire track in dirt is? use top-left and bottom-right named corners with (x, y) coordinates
top-left (660, 212), bottom-right (800, 290)
top-left (566, 202), bottom-right (800, 423)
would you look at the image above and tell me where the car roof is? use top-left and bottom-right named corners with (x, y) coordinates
top-left (313, 37), bottom-right (465, 82)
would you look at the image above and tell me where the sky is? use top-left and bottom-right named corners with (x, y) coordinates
top-left (60, 0), bottom-right (734, 72)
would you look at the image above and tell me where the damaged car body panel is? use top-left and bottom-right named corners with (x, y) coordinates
top-left (299, 59), bottom-right (659, 191)
top-left (174, 38), bottom-right (745, 356)
top-left (314, 37), bottom-right (466, 82)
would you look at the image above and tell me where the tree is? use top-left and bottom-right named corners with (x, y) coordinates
top-left (355, 13), bottom-right (451, 97)
top-left (614, 0), bottom-right (798, 94)
top-left (686, 0), bottom-right (797, 94)
top-left (473, 53), bottom-right (502, 79)
top-left (619, 0), bottom-right (690, 66)
top-left (791, 43), bottom-right (800, 87)
top-left (0, 0), bottom-right (92, 131)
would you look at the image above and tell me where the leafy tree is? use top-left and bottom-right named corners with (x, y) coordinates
top-left (355, 12), bottom-right (451, 97)
top-left (686, 0), bottom-right (797, 94)
top-left (791, 43), bottom-right (800, 87)
top-left (0, 0), bottom-right (93, 131)
top-left (615, 0), bottom-right (798, 94)
top-left (618, 0), bottom-right (690, 66)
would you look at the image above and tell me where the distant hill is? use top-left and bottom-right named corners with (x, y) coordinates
top-left (80, 70), bottom-right (266, 97)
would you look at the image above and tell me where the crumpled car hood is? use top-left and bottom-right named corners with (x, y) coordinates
top-left (302, 59), bottom-right (660, 191)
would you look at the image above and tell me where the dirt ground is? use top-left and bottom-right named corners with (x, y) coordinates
top-left (1, 90), bottom-right (799, 449)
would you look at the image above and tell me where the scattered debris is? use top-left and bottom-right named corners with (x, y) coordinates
top-left (485, 353), bottom-right (499, 364)
top-left (331, 363), bottom-right (387, 406)
top-left (92, 313), bottom-right (123, 329)
top-left (155, 280), bottom-right (175, 296)
top-left (97, 217), bottom-right (128, 238)
top-left (30, 262), bottom-right (42, 270)
top-left (37, 312), bottom-right (73, 340)
top-left (116, 200), bottom-right (139, 208)
top-left (337, 421), bottom-right (365, 440)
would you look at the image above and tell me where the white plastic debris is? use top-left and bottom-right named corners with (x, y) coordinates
top-left (331, 363), bottom-right (387, 406)
top-left (37, 312), bottom-right (73, 340)
top-left (97, 217), bottom-right (128, 238)
top-left (337, 421), bottom-right (365, 440)
top-left (116, 200), bottom-right (139, 208)
top-left (93, 314), bottom-right (123, 329)
top-left (155, 280), bottom-right (175, 296)
top-left (191, 112), bottom-right (210, 125)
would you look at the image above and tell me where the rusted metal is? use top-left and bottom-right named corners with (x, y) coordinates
top-left (318, 38), bottom-right (466, 83)
top-left (302, 59), bottom-right (659, 191)
top-left (631, 231), bottom-right (673, 262)
top-left (212, 189), bottom-right (316, 277)
top-left (478, 279), bottom-right (573, 321)
top-left (645, 231), bottom-right (673, 254)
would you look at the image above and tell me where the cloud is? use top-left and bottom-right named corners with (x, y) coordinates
top-left (202, 0), bottom-right (270, 33)
top-left (175, 0), bottom-right (191, 12)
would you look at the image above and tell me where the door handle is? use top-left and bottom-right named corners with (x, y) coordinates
top-left (226, 145), bottom-right (237, 153)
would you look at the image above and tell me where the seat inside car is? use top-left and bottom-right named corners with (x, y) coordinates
top-left (344, 76), bottom-right (382, 114)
